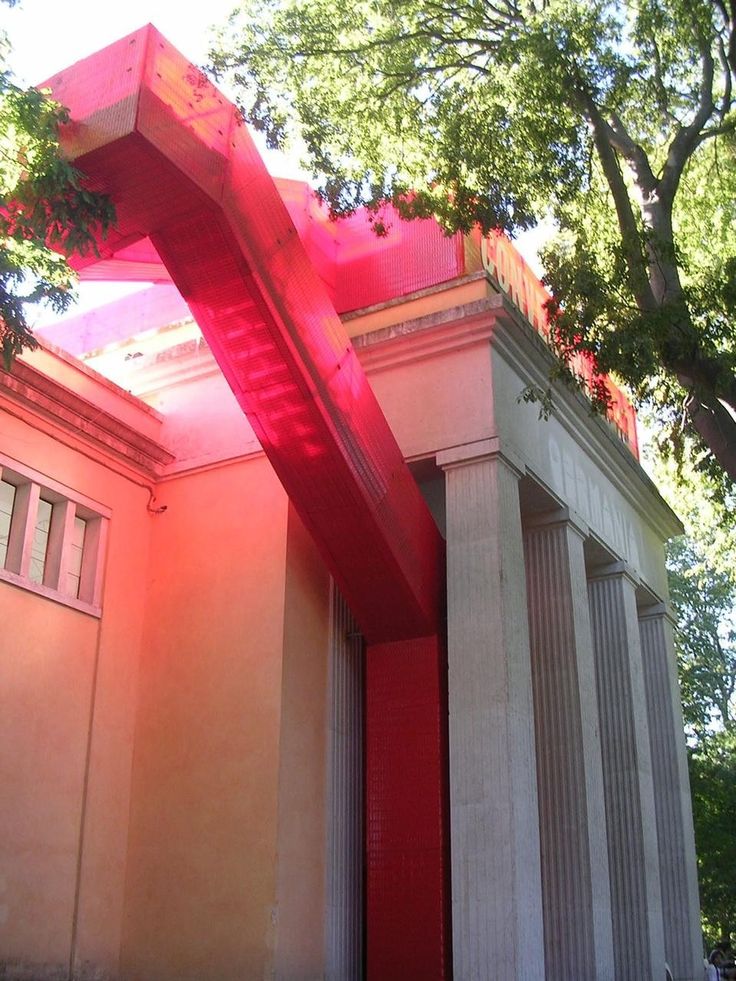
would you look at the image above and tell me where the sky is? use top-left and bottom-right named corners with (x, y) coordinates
top-left (2, 0), bottom-right (236, 87)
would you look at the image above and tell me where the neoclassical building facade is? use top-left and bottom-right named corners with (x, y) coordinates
top-left (0, 26), bottom-right (702, 981)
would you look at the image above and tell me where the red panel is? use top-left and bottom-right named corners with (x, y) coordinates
top-left (276, 178), bottom-right (339, 306)
top-left (42, 29), bottom-right (148, 155)
top-left (78, 237), bottom-right (173, 283)
top-left (334, 211), bottom-right (465, 313)
top-left (366, 634), bottom-right (451, 980)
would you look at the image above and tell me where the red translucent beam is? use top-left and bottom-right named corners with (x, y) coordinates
top-left (46, 25), bottom-right (444, 645)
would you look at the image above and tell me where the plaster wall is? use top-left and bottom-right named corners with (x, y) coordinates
top-left (120, 457), bottom-right (292, 981)
top-left (85, 340), bottom-right (262, 477)
top-left (363, 341), bottom-right (494, 461)
top-left (2, 343), bottom-right (339, 980)
top-left (0, 403), bottom-right (154, 979)
top-left (0, 590), bottom-right (97, 968)
top-left (272, 504), bottom-right (331, 979)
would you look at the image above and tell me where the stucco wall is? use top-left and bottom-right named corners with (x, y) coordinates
top-left (0, 404), bottom-right (153, 980)
top-left (0, 590), bottom-right (98, 968)
top-left (120, 457), bottom-right (293, 981)
top-left (272, 504), bottom-right (331, 980)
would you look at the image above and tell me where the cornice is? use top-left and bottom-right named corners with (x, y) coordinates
top-left (586, 558), bottom-right (642, 589)
top-left (435, 435), bottom-right (525, 477)
top-left (0, 359), bottom-right (174, 479)
top-left (353, 291), bottom-right (682, 542)
top-left (342, 270), bottom-right (489, 324)
top-left (103, 335), bottom-right (222, 399)
top-left (353, 294), bottom-right (502, 372)
top-left (488, 298), bottom-right (683, 541)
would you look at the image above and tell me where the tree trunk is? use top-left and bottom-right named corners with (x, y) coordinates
top-left (683, 385), bottom-right (736, 482)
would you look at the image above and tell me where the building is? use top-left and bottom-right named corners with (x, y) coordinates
top-left (0, 26), bottom-right (703, 981)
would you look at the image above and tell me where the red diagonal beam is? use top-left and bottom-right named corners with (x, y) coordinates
top-left (48, 25), bottom-right (444, 646)
top-left (46, 26), bottom-right (450, 979)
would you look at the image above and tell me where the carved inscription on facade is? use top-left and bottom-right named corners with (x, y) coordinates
top-left (549, 436), bottom-right (642, 569)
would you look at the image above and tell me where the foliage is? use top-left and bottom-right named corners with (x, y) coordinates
top-left (667, 535), bottom-right (735, 740)
top-left (0, 11), bottom-right (114, 368)
top-left (672, 543), bottom-right (736, 943)
top-left (649, 444), bottom-right (736, 944)
top-left (688, 731), bottom-right (736, 943)
top-left (210, 0), bottom-right (736, 487)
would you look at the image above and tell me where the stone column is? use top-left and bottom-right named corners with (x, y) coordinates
top-left (325, 586), bottom-right (364, 981)
top-left (438, 439), bottom-right (544, 980)
top-left (639, 604), bottom-right (703, 981)
top-left (588, 563), bottom-right (665, 981)
top-left (523, 512), bottom-right (614, 980)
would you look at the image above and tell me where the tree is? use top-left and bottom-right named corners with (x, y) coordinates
top-left (668, 535), bottom-right (735, 740)
top-left (210, 0), bottom-right (736, 491)
top-left (0, 4), bottom-right (113, 367)
top-left (688, 730), bottom-right (736, 942)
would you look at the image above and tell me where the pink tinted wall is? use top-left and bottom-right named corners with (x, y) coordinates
top-left (0, 352), bottom-right (159, 978)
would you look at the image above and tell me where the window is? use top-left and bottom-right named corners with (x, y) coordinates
top-left (0, 455), bottom-right (109, 616)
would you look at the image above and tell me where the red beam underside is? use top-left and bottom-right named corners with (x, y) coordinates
top-left (366, 635), bottom-right (451, 980)
top-left (48, 26), bottom-right (444, 646)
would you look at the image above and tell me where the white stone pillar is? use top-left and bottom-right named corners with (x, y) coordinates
top-left (325, 585), bottom-right (364, 981)
top-left (639, 604), bottom-right (703, 981)
top-left (438, 439), bottom-right (544, 980)
top-left (523, 513), bottom-right (615, 981)
top-left (588, 563), bottom-right (666, 981)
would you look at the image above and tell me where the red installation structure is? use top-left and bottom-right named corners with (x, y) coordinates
top-left (45, 26), bottom-right (450, 981)
top-left (40, 24), bottom-right (645, 980)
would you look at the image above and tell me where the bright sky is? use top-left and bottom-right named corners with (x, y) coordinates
top-left (2, 0), bottom-right (235, 87)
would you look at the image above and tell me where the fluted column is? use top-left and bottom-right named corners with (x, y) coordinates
top-left (639, 604), bottom-right (703, 981)
top-left (588, 564), bottom-right (665, 981)
top-left (325, 586), bottom-right (364, 981)
top-left (523, 513), bottom-right (614, 981)
top-left (439, 439), bottom-right (544, 980)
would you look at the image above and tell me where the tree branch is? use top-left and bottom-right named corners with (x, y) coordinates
top-left (716, 36), bottom-right (733, 117)
top-left (684, 385), bottom-right (736, 482)
top-left (577, 92), bottom-right (658, 312)
top-left (661, 40), bottom-right (717, 203)
top-left (689, 117), bottom-right (736, 155)
top-left (607, 110), bottom-right (659, 196)
top-left (643, 21), bottom-right (680, 125)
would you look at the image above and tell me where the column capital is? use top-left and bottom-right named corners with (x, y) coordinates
top-left (523, 506), bottom-right (590, 541)
top-left (638, 601), bottom-right (676, 626)
top-left (436, 437), bottom-right (525, 477)
top-left (587, 559), bottom-right (641, 590)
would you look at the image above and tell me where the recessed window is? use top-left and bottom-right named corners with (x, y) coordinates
top-left (29, 498), bottom-right (53, 585)
top-left (67, 516), bottom-right (87, 598)
top-left (0, 478), bottom-right (15, 568)
top-left (0, 456), bottom-right (109, 616)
